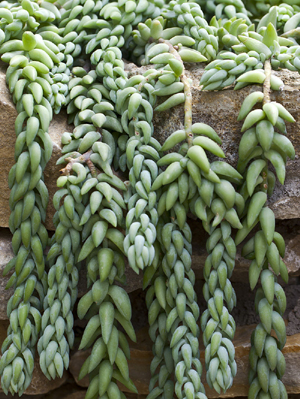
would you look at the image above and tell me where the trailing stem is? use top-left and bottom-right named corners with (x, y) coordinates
top-left (263, 59), bottom-right (271, 105)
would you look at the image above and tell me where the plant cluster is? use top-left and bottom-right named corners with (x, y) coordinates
top-left (0, 0), bottom-right (298, 398)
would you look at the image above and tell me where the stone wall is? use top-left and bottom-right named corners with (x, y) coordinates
top-left (0, 61), bottom-right (300, 398)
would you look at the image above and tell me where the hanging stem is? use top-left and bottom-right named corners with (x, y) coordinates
top-left (260, 58), bottom-right (273, 193)
top-left (182, 72), bottom-right (193, 148)
top-left (263, 59), bottom-right (271, 105)
top-left (59, 150), bottom-right (93, 175)
top-left (138, 70), bottom-right (164, 91)
top-left (158, 39), bottom-right (193, 147)
top-left (59, 150), bottom-right (97, 178)
top-left (86, 159), bottom-right (98, 178)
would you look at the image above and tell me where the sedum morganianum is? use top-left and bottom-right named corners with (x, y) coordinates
top-left (0, 0), bottom-right (297, 398)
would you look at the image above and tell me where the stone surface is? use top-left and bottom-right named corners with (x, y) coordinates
top-left (63, 392), bottom-right (86, 399)
top-left (287, 293), bottom-right (300, 336)
top-left (22, 357), bottom-right (68, 396)
top-left (0, 64), bottom-right (16, 231)
top-left (0, 382), bottom-right (86, 399)
top-left (69, 350), bottom-right (90, 389)
top-left (0, 228), bottom-right (15, 319)
top-left (69, 323), bottom-right (300, 397)
top-left (0, 321), bottom-right (10, 349)
top-left (1, 64), bottom-right (300, 230)
top-left (42, 383), bottom-right (86, 399)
